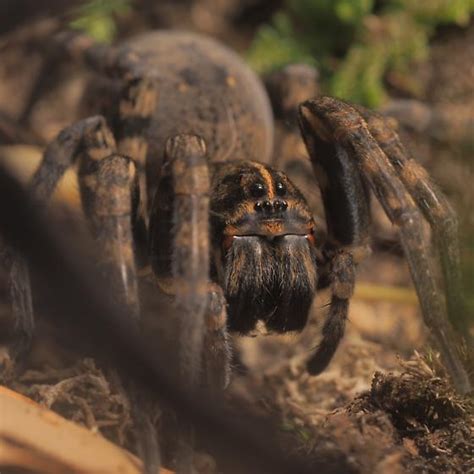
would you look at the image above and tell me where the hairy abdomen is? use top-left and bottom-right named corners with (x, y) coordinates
top-left (122, 32), bottom-right (274, 197)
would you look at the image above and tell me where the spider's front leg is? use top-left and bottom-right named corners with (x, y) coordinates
top-left (0, 117), bottom-right (111, 367)
top-left (148, 134), bottom-right (231, 471)
top-left (291, 96), bottom-right (372, 376)
top-left (150, 134), bottom-right (230, 389)
top-left (299, 96), bottom-right (471, 394)
top-left (1, 72), bottom-right (162, 472)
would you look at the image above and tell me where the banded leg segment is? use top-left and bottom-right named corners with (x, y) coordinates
top-left (202, 283), bottom-right (231, 390)
top-left (73, 121), bottom-right (163, 471)
top-left (30, 116), bottom-right (108, 202)
top-left (29, 115), bottom-right (141, 319)
top-left (155, 134), bottom-right (211, 388)
top-left (1, 117), bottom-right (110, 361)
top-left (0, 243), bottom-right (33, 362)
top-left (298, 100), bottom-right (371, 253)
top-left (297, 99), bottom-right (370, 374)
top-left (149, 135), bottom-right (230, 473)
top-left (116, 72), bottom-right (159, 215)
top-left (149, 147), bottom-right (231, 388)
top-left (78, 153), bottom-right (140, 320)
top-left (299, 97), bottom-right (471, 394)
top-left (358, 107), bottom-right (467, 336)
top-left (306, 250), bottom-right (355, 375)
top-left (30, 117), bottom-right (161, 469)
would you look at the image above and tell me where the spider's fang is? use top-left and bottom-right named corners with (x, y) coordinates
top-left (305, 231), bottom-right (316, 246)
top-left (222, 234), bottom-right (236, 252)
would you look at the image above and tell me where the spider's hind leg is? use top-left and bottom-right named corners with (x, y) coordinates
top-left (299, 96), bottom-right (471, 394)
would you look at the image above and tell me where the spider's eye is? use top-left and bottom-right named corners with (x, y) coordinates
top-left (250, 182), bottom-right (266, 198)
top-left (275, 181), bottom-right (287, 196)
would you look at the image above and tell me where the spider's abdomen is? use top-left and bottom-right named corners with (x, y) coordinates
top-left (121, 31), bottom-right (274, 198)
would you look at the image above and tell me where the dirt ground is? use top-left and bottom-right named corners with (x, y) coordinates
top-left (0, 3), bottom-right (473, 473)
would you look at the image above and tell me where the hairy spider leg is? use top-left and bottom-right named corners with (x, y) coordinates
top-left (57, 30), bottom-right (232, 469)
top-left (116, 73), bottom-right (158, 191)
top-left (18, 76), bottom-right (162, 471)
top-left (56, 30), bottom-right (158, 221)
top-left (1, 117), bottom-right (105, 364)
top-left (358, 107), bottom-right (468, 341)
top-left (149, 135), bottom-right (231, 389)
top-left (148, 134), bottom-right (231, 472)
top-left (0, 241), bottom-right (33, 362)
top-left (299, 96), bottom-right (471, 395)
top-left (115, 72), bottom-right (158, 268)
top-left (77, 131), bottom-right (140, 319)
top-left (297, 99), bottom-right (370, 375)
top-left (27, 114), bottom-right (143, 320)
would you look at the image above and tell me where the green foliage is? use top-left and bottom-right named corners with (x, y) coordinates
top-left (69, 0), bottom-right (131, 43)
top-left (246, 14), bottom-right (316, 73)
top-left (247, 0), bottom-right (474, 106)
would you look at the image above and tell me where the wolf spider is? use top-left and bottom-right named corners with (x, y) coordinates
top-left (2, 29), bottom-right (471, 471)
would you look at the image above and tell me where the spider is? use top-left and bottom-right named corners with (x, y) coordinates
top-left (1, 28), bottom-right (471, 472)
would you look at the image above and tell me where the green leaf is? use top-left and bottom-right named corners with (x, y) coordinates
top-left (69, 0), bottom-right (131, 43)
top-left (247, 0), bottom-right (473, 105)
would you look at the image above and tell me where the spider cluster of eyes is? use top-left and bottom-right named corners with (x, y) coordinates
top-left (251, 181), bottom-right (289, 215)
top-left (237, 179), bottom-right (316, 246)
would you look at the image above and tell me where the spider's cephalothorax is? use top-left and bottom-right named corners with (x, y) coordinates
top-left (149, 158), bottom-right (319, 334)
top-left (2, 28), bottom-right (471, 474)
top-left (210, 161), bottom-right (318, 334)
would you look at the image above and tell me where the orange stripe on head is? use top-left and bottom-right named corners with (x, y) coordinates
top-left (252, 163), bottom-right (275, 199)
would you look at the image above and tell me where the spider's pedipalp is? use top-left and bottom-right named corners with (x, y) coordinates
top-left (307, 250), bottom-right (355, 375)
top-left (299, 96), bottom-right (471, 394)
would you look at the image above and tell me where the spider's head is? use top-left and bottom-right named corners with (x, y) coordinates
top-left (210, 161), bottom-right (318, 334)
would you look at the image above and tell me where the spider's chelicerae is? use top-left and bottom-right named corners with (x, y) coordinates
top-left (2, 29), bottom-right (471, 469)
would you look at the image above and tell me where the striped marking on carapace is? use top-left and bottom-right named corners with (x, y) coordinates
top-left (252, 162), bottom-right (275, 199)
